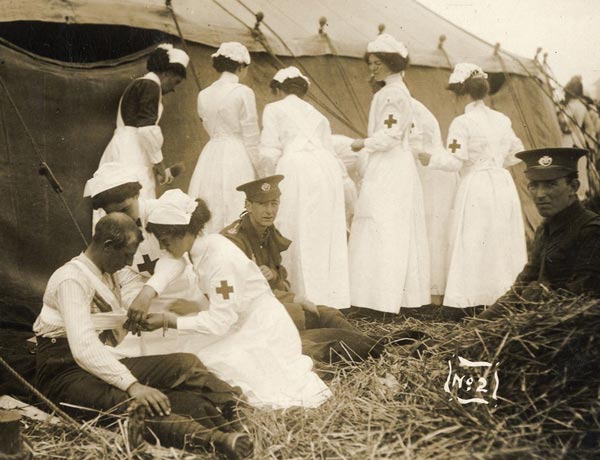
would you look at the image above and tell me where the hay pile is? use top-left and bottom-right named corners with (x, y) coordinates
top-left (12, 295), bottom-right (600, 459)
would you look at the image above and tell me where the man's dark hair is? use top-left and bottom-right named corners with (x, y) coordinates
top-left (93, 213), bottom-right (142, 249)
top-left (146, 199), bottom-right (211, 239)
top-left (364, 52), bottom-right (410, 73)
top-left (91, 182), bottom-right (142, 210)
top-left (212, 55), bottom-right (246, 74)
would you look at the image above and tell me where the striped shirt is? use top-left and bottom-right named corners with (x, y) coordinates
top-left (33, 253), bottom-right (137, 391)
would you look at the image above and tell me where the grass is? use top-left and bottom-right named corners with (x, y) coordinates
top-left (14, 294), bottom-right (600, 459)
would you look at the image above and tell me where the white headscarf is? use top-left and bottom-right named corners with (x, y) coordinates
top-left (83, 163), bottom-right (140, 198)
top-left (367, 33), bottom-right (408, 58)
top-left (147, 189), bottom-right (198, 225)
top-left (272, 66), bottom-right (310, 85)
top-left (448, 63), bottom-right (487, 85)
top-left (157, 43), bottom-right (190, 68)
top-left (211, 42), bottom-right (251, 65)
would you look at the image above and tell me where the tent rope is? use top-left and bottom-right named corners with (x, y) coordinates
top-left (233, 0), bottom-right (365, 135)
top-left (492, 44), bottom-right (537, 149)
top-left (0, 76), bottom-right (88, 247)
top-left (318, 18), bottom-right (369, 128)
top-left (504, 52), bottom-right (600, 197)
top-left (209, 0), bottom-right (366, 136)
top-left (0, 356), bottom-right (113, 450)
top-left (165, 0), bottom-right (202, 91)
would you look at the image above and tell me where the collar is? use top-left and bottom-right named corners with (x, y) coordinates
top-left (77, 252), bottom-right (104, 277)
top-left (384, 73), bottom-right (405, 86)
top-left (142, 72), bottom-right (162, 88)
top-left (545, 200), bottom-right (583, 235)
top-left (219, 71), bottom-right (240, 84)
top-left (241, 214), bottom-right (292, 252)
top-left (464, 100), bottom-right (486, 113)
top-left (240, 214), bottom-right (267, 244)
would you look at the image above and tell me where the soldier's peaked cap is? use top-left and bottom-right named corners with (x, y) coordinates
top-left (236, 175), bottom-right (284, 202)
top-left (515, 147), bottom-right (587, 181)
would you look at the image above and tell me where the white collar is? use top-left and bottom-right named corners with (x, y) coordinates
top-left (142, 72), bottom-right (162, 88)
top-left (384, 73), bottom-right (405, 86)
top-left (219, 71), bottom-right (240, 84)
top-left (464, 100), bottom-right (486, 113)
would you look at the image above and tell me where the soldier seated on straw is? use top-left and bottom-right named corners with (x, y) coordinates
top-left (221, 175), bottom-right (384, 363)
top-left (479, 147), bottom-right (600, 320)
top-left (32, 213), bottom-right (252, 459)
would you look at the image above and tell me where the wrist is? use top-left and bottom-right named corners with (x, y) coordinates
top-left (126, 380), bottom-right (141, 395)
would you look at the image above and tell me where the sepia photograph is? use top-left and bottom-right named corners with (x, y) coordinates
top-left (0, 0), bottom-right (599, 458)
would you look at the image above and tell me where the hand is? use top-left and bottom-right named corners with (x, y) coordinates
top-left (259, 265), bottom-right (275, 281)
top-left (153, 161), bottom-right (167, 185)
top-left (163, 168), bottom-right (174, 185)
top-left (127, 382), bottom-right (171, 417)
top-left (168, 299), bottom-right (202, 316)
top-left (141, 312), bottom-right (178, 331)
top-left (126, 286), bottom-right (158, 336)
top-left (418, 152), bottom-right (431, 166)
top-left (351, 139), bottom-right (365, 152)
top-left (295, 295), bottom-right (320, 317)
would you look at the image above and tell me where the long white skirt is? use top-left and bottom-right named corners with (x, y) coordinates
top-left (276, 148), bottom-right (350, 309)
top-left (416, 164), bottom-right (459, 296)
top-left (188, 137), bottom-right (255, 233)
top-left (443, 168), bottom-right (527, 308)
top-left (100, 127), bottom-right (156, 199)
top-left (127, 293), bottom-right (331, 409)
top-left (349, 146), bottom-right (431, 312)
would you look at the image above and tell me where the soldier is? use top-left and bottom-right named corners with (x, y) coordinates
top-left (479, 147), bottom-right (600, 319)
top-left (222, 175), bottom-right (384, 363)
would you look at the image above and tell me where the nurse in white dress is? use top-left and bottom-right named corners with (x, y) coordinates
top-left (409, 98), bottom-right (459, 300)
top-left (99, 44), bottom-right (189, 198)
top-left (126, 190), bottom-right (331, 409)
top-left (188, 42), bottom-right (259, 233)
top-left (423, 63), bottom-right (527, 308)
top-left (258, 67), bottom-right (350, 309)
top-left (348, 34), bottom-right (430, 313)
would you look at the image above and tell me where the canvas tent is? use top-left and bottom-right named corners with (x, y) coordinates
top-left (0, 0), bottom-right (562, 326)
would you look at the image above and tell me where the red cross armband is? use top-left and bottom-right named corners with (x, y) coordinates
top-left (213, 279), bottom-right (236, 302)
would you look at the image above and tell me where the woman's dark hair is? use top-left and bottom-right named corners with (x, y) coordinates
top-left (212, 55), bottom-right (246, 74)
top-left (147, 47), bottom-right (187, 79)
top-left (92, 182), bottom-right (142, 210)
top-left (564, 76), bottom-right (583, 102)
top-left (364, 52), bottom-right (409, 73)
top-left (146, 198), bottom-right (211, 239)
top-left (448, 76), bottom-right (489, 100)
top-left (269, 77), bottom-right (309, 97)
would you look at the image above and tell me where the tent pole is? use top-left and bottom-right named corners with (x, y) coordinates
top-left (0, 76), bottom-right (89, 247)
top-left (166, 0), bottom-right (202, 92)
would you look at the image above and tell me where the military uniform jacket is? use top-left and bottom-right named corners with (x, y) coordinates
top-left (515, 201), bottom-right (600, 296)
top-left (221, 214), bottom-right (292, 293)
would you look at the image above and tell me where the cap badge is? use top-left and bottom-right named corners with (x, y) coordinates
top-left (538, 155), bottom-right (553, 167)
top-left (261, 183), bottom-right (271, 192)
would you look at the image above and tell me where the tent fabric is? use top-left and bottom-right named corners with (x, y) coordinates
top-left (0, 2), bottom-right (562, 326)
top-left (0, 0), bottom-right (538, 75)
top-left (0, 37), bottom-right (561, 327)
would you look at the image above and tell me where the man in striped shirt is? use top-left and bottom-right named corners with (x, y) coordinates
top-left (32, 213), bottom-right (252, 459)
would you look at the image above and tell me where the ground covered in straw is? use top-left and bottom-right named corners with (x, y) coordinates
top-left (13, 294), bottom-right (600, 459)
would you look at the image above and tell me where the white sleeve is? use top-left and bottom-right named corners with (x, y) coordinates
top-left (364, 89), bottom-right (412, 152)
top-left (428, 117), bottom-right (467, 172)
top-left (115, 267), bottom-right (146, 309)
top-left (137, 125), bottom-right (164, 164)
top-left (145, 252), bottom-right (187, 295)
top-left (239, 87), bottom-right (261, 172)
top-left (57, 279), bottom-right (137, 391)
top-left (258, 105), bottom-right (284, 177)
top-left (176, 256), bottom-right (241, 336)
top-left (503, 122), bottom-right (525, 167)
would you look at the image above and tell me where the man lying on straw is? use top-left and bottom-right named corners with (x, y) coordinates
top-left (221, 175), bottom-right (384, 364)
top-left (32, 213), bottom-right (252, 459)
top-left (479, 147), bottom-right (600, 319)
